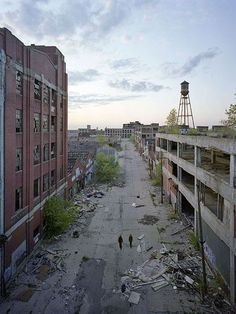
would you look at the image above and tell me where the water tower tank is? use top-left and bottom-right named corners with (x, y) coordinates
top-left (181, 81), bottom-right (189, 96)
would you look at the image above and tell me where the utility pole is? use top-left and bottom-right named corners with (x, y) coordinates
top-left (196, 183), bottom-right (207, 297)
top-left (160, 151), bottom-right (163, 204)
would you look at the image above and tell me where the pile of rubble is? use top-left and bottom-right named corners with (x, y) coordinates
top-left (119, 246), bottom-right (235, 312)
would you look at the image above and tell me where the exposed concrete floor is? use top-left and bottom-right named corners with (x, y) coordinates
top-left (0, 140), bottom-right (224, 314)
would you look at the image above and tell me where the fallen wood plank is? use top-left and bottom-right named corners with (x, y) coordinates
top-left (171, 224), bottom-right (191, 236)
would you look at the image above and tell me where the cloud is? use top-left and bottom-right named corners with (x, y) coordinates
top-left (109, 79), bottom-right (166, 92)
top-left (69, 93), bottom-right (139, 108)
top-left (1, 0), bottom-right (159, 44)
top-left (162, 48), bottom-right (220, 77)
top-left (110, 58), bottom-right (138, 69)
top-left (69, 69), bottom-right (100, 83)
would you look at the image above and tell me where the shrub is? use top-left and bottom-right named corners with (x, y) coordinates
top-left (95, 152), bottom-right (120, 183)
top-left (43, 196), bottom-right (76, 237)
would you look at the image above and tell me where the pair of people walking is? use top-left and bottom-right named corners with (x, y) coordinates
top-left (118, 234), bottom-right (133, 250)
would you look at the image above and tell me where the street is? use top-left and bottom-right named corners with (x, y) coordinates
top-left (0, 140), bottom-right (215, 313)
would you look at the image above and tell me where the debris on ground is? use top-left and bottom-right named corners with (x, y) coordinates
top-left (138, 215), bottom-right (159, 225)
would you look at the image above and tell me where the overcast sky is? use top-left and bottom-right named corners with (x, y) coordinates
top-left (1, 0), bottom-right (235, 129)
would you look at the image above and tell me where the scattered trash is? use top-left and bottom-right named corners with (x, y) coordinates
top-left (72, 230), bottom-right (79, 238)
top-left (128, 291), bottom-right (141, 304)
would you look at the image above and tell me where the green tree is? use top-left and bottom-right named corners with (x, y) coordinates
top-left (222, 104), bottom-right (236, 128)
top-left (95, 152), bottom-right (120, 183)
top-left (96, 134), bottom-right (107, 145)
top-left (166, 108), bottom-right (177, 126)
top-left (43, 196), bottom-right (76, 237)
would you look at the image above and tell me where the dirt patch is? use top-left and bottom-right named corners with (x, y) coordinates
top-left (138, 215), bottom-right (159, 225)
top-left (36, 264), bottom-right (50, 281)
top-left (14, 287), bottom-right (34, 302)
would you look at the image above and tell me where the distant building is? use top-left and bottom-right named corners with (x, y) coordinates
top-left (0, 28), bottom-right (67, 284)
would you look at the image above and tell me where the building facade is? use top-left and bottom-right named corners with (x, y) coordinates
top-left (155, 132), bottom-right (236, 303)
top-left (0, 28), bottom-right (67, 285)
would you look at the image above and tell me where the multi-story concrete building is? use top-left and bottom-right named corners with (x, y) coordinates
top-left (0, 28), bottom-right (67, 285)
top-left (134, 123), bottom-right (159, 156)
top-left (155, 132), bottom-right (236, 303)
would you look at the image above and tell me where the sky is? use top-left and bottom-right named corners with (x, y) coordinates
top-left (1, 0), bottom-right (236, 129)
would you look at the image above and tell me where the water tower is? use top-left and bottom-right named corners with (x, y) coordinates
top-left (177, 81), bottom-right (195, 128)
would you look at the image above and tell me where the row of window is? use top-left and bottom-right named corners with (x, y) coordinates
top-left (15, 170), bottom-right (58, 211)
top-left (16, 143), bottom-right (56, 171)
top-left (16, 71), bottom-right (63, 108)
top-left (16, 110), bottom-right (63, 133)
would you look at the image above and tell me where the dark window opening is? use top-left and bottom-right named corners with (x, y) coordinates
top-left (51, 116), bottom-right (56, 132)
top-left (16, 109), bottom-right (23, 133)
top-left (51, 169), bottom-right (56, 186)
top-left (43, 144), bottom-right (49, 162)
top-left (15, 187), bottom-right (23, 211)
top-left (43, 115), bottom-right (49, 132)
top-left (43, 85), bottom-right (50, 104)
top-left (51, 143), bottom-right (56, 159)
top-left (33, 145), bottom-right (40, 165)
top-left (16, 71), bottom-right (23, 95)
top-left (16, 148), bottom-right (23, 171)
top-left (33, 178), bottom-right (40, 198)
top-left (33, 113), bottom-right (40, 132)
top-left (34, 79), bottom-right (42, 100)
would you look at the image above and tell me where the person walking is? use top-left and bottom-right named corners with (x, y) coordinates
top-left (129, 234), bottom-right (133, 248)
top-left (118, 235), bottom-right (123, 250)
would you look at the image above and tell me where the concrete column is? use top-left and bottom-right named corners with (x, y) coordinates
top-left (230, 252), bottom-right (236, 304)
top-left (177, 142), bottom-right (180, 158)
top-left (211, 150), bottom-right (216, 164)
top-left (195, 146), bottom-right (201, 167)
top-left (167, 140), bottom-right (171, 152)
top-left (230, 154), bottom-right (236, 188)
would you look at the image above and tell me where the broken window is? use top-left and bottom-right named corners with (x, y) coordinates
top-left (51, 89), bottom-right (56, 112)
top-left (43, 115), bottom-right (49, 132)
top-left (16, 71), bottom-right (23, 95)
top-left (43, 173), bottom-right (49, 192)
top-left (33, 145), bottom-right (40, 165)
top-left (51, 143), bottom-right (56, 159)
top-left (43, 143), bottom-right (49, 161)
top-left (34, 79), bottom-right (42, 100)
top-left (15, 187), bottom-right (23, 211)
top-left (33, 178), bottom-right (40, 198)
top-left (16, 109), bottom-right (23, 133)
top-left (51, 169), bottom-right (56, 186)
top-left (16, 148), bottom-right (23, 171)
top-left (43, 85), bottom-right (50, 104)
top-left (51, 116), bottom-right (56, 132)
top-left (33, 113), bottom-right (40, 132)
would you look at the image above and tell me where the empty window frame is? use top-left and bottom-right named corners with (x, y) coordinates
top-left (43, 85), bottom-right (50, 104)
top-left (16, 71), bottom-right (23, 95)
top-left (51, 169), bottom-right (56, 186)
top-left (51, 116), bottom-right (56, 132)
top-left (51, 89), bottom-right (57, 110)
top-left (16, 148), bottom-right (23, 171)
top-left (33, 113), bottom-right (40, 132)
top-left (16, 109), bottom-right (23, 133)
top-left (43, 115), bottom-right (49, 132)
top-left (15, 187), bottom-right (23, 211)
top-left (34, 79), bottom-right (41, 100)
top-left (33, 145), bottom-right (40, 165)
top-left (33, 178), bottom-right (40, 198)
top-left (43, 143), bottom-right (49, 161)
top-left (51, 143), bottom-right (56, 159)
top-left (43, 173), bottom-right (49, 192)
